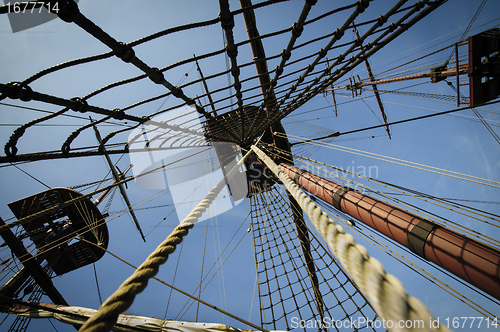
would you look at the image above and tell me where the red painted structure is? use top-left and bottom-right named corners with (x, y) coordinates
top-left (279, 163), bottom-right (500, 300)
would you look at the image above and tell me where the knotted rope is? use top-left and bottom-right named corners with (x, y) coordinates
top-left (251, 144), bottom-right (450, 332)
top-left (79, 147), bottom-right (253, 332)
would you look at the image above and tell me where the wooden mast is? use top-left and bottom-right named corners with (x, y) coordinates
top-left (278, 162), bottom-right (500, 300)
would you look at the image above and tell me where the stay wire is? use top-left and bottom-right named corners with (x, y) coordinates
top-left (444, 0), bottom-right (488, 66)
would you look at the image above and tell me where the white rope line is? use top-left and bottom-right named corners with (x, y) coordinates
top-left (79, 147), bottom-right (254, 332)
top-left (251, 144), bottom-right (451, 332)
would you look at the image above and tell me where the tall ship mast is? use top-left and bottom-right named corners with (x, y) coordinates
top-left (0, 1), bottom-right (499, 331)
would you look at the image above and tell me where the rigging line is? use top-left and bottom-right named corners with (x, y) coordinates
top-left (282, 147), bottom-right (500, 242)
top-left (293, 151), bottom-right (500, 222)
top-left (445, 0), bottom-right (487, 66)
top-left (213, 216), bottom-right (226, 324)
top-left (175, 212), bottom-right (252, 321)
top-left (0, 146), bottom-right (211, 233)
top-left (360, 98), bottom-right (383, 125)
top-left (367, 10), bottom-right (499, 75)
top-left (164, 241), bottom-right (184, 320)
top-left (280, 152), bottom-right (500, 304)
top-left (321, 204), bottom-right (498, 319)
top-left (78, 237), bottom-right (268, 332)
top-left (291, 99), bottom-right (500, 144)
top-left (264, 187), bottom-right (345, 328)
top-left (252, 144), bottom-right (452, 331)
top-left (195, 219), bottom-right (209, 322)
top-left (292, 136), bottom-right (500, 189)
top-left (9, 162), bottom-right (50, 189)
top-left (293, 155), bottom-right (500, 238)
top-left (446, 79), bottom-right (500, 145)
top-left (0, 102), bottom-right (130, 128)
top-left (285, 81), bottom-right (428, 119)
top-left (369, 43), bottom-right (455, 80)
top-left (291, 156), bottom-right (500, 249)
top-left (93, 263), bottom-right (103, 305)
top-left (48, 318), bottom-right (60, 332)
top-left (259, 190), bottom-right (316, 325)
top-left (360, 95), bottom-right (500, 128)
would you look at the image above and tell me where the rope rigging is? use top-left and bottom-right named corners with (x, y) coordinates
top-left (0, 1), bottom-right (498, 331)
top-left (252, 143), bottom-right (451, 332)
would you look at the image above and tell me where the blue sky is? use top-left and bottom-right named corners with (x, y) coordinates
top-left (0, 0), bottom-right (500, 331)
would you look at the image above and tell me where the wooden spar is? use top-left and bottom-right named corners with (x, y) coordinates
top-left (353, 26), bottom-right (391, 139)
top-left (94, 164), bottom-right (132, 207)
top-left (92, 123), bottom-right (146, 242)
top-left (325, 65), bottom-right (469, 92)
top-left (278, 162), bottom-right (500, 300)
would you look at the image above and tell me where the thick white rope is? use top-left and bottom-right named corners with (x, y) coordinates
top-left (251, 144), bottom-right (451, 332)
top-left (79, 148), bottom-right (253, 332)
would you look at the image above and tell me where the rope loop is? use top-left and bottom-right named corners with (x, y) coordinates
top-left (4, 82), bottom-right (33, 101)
top-left (61, 141), bottom-right (71, 154)
top-left (147, 67), bottom-right (165, 84)
top-left (4, 143), bottom-right (18, 157)
top-left (57, 0), bottom-right (80, 23)
top-left (112, 109), bottom-right (125, 120)
top-left (70, 97), bottom-right (89, 113)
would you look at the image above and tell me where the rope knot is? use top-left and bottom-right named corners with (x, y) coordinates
top-left (276, 65), bottom-right (283, 76)
top-left (231, 64), bottom-right (240, 77)
top-left (356, 0), bottom-right (369, 14)
top-left (219, 11), bottom-right (235, 30)
top-left (415, 1), bottom-right (425, 11)
top-left (70, 97), bottom-right (88, 113)
top-left (115, 42), bottom-right (135, 63)
top-left (291, 22), bottom-right (303, 38)
top-left (282, 48), bottom-right (291, 61)
top-left (113, 109), bottom-right (125, 120)
top-left (148, 68), bottom-right (165, 84)
top-left (57, 0), bottom-right (80, 23)
top-left (377, 15), bottom-right (387, 26)
top-left (334, 28), bottom-right (344, 40)
top-left (226, 44), bottom-right (238, 58)
top-left (4, 82), bottom-right (33, 101)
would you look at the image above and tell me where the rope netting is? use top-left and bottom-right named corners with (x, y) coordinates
top-left (250, 185), bottom-right (381, 331)
top-left (0, 0), bottom-right (446, 163)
